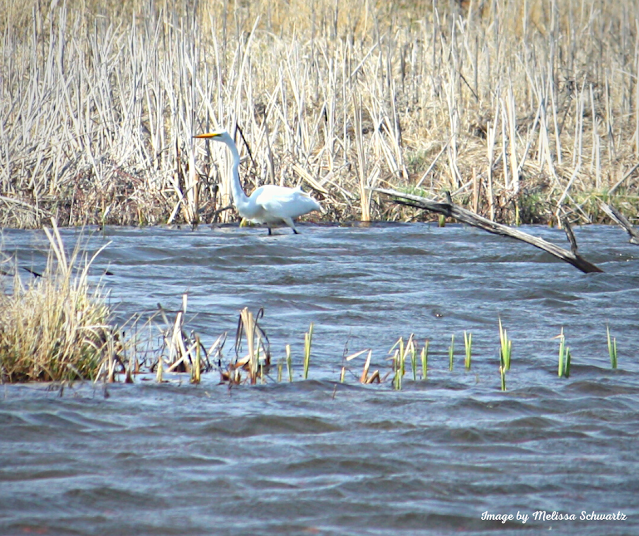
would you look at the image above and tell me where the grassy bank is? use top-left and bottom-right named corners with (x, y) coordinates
top-left (1, 0), bottom-right (638, 228)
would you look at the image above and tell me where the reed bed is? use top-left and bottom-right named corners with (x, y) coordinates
top-left (2, 1), bottom-right (639, 228)
top-left (0, 222), bottom-right (118, 382)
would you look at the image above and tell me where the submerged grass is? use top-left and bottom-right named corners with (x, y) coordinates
top-left (0, 221), bottom-right (117, 382)
top-left (607, 325), bottom-right (618, 369)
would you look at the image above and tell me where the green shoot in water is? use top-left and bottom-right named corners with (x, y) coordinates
top-left (421, 340), bottom-right (429, 380)
top-left (558, 328), bottom-right (571, 378)
top-left (464, 331), bottom-right (472, 370)
top-left (449, 334), bottom-right (455, 371)
top-left (499, 354), bottom-right (506, 392)
top-left (498, 319), bottom-right (512, 371)
top-left (390, 337), bottom-right (406, 390)
top-left (303, 323), bottom-right (314, 379)
top-left (286, 344), bottom-right (293, 382)
top-left (607, 325), bottom-right (618, 369)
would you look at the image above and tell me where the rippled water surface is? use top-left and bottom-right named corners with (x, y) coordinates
top-left (2, 223), bottom-right (639, 535)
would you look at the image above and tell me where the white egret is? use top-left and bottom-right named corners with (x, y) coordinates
top-left (194, 130), bottom-right (322, 235)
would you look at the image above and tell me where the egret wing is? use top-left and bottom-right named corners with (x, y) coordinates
top-left (254, 186), bottom-right (321, 220)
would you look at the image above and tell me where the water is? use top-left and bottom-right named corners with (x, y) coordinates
top-left (1, 223), bottom-right (639, 535)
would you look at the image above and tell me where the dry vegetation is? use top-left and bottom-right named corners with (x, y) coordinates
top-left (1, 0), bottom-right (638, 228)
top-left (0, 222), bottom-right (118, 382)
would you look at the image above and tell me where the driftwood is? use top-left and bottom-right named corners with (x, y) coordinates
top-left (373, 188), bottom-right (603, 274)
top-left (600, 202), bottom-right (639, 245)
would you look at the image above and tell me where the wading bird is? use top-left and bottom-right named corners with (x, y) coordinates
top-left (194, 130), bottom-right (322, 235)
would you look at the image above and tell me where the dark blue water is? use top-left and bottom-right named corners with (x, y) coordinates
top-left (1, 223), bottom-right (638, 535)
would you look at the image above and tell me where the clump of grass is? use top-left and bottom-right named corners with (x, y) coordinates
top-left (157, 296), bottom-right (221, 381)
top-left (558, 328), bottom-right (571, 378)
top-left (0, 221), bottom-right (117, 383)
top-left (464, 331), bottom-right (472, 370)
top-left (302, 323), bottom-right (314, 379)
top-left (607, 325), bottom-right (618, 369)
top-left (221, 307), bottom-right (270, 384)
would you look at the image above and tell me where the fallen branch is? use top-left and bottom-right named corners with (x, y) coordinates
top-left (373, 188), bottom-right (603, 274)
top-left (600, 202), bottom-right (639, 245)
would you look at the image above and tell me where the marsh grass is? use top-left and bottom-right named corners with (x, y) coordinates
top-left (303, 323), bottom-right (314, 380)
top-left (498, 320), bottom-right (512, 391)
top-left (607, 325), bottom-right (618, 369)
top-left (390, 337), bottom-right (407, 390)
top-left (421, 340), bottom-right (429, 380)
top-left (0, 221), bottom-right (117, 382)
top-left (230, 307), bottom-right (270, 384)
top-left (557, 328), bottom-right (572, 378)
top-left (286, 344), bottom-right (293, 382)
top-left (3, 1), bottom-right (639, 228)
top-left (464, 331), bottom-right (472, 371)
top-left (499, 319), bottom-right (512, 371)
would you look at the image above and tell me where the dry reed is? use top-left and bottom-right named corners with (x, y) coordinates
top-left (2, 1), bottom-right (639, 228)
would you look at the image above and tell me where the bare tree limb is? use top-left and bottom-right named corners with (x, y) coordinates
top-left (373, 187), bottom-right (604, 274)
top-left (600, 202), bottom-right (639, 245)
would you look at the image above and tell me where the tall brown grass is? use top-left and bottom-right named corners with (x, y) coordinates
top-left (0, 221), bottom-right (116, 382)
top-left (1, 0), bottom-right (638, 228)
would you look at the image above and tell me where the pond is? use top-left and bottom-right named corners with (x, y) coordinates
top-left (1, 223), bottom-right (638, 535)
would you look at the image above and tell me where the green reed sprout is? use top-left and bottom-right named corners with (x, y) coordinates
top-left (499, 356), bottom-right (506, 392)
top-left (449, 334), bottom-right (455, 371)
top-left (558, 328), bottom-right (571, 378)
top-left (607, 325), bottom-right (618, 369)
top-left (286, 344), bottom-right (293, 382)
top-left (390, 337), bottom-right (406, 390)
top-left (421, 340), bottom-right (429, 380)
top-left (464, 331), bottom-right (472, 370)
top-left (303, 323), bottom-right (314, 379)
top-left (498, 319), bottom-right (512, 371)
top-left (277, 359), bottom-right (283, 382)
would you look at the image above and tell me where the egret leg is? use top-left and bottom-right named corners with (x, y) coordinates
top-left (282, 217), bottom-right (299, 234)
top-left (267, 227), bottom-right (272, 236)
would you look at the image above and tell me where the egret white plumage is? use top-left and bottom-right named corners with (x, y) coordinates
top-left (194, 130), bottom-right (322, 235)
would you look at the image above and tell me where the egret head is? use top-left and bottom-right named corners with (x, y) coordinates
top-left (193, 130), bottom-right (230, 143)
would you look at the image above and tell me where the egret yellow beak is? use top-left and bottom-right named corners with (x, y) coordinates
top-left (193, 132), bottom-right (220, 139)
